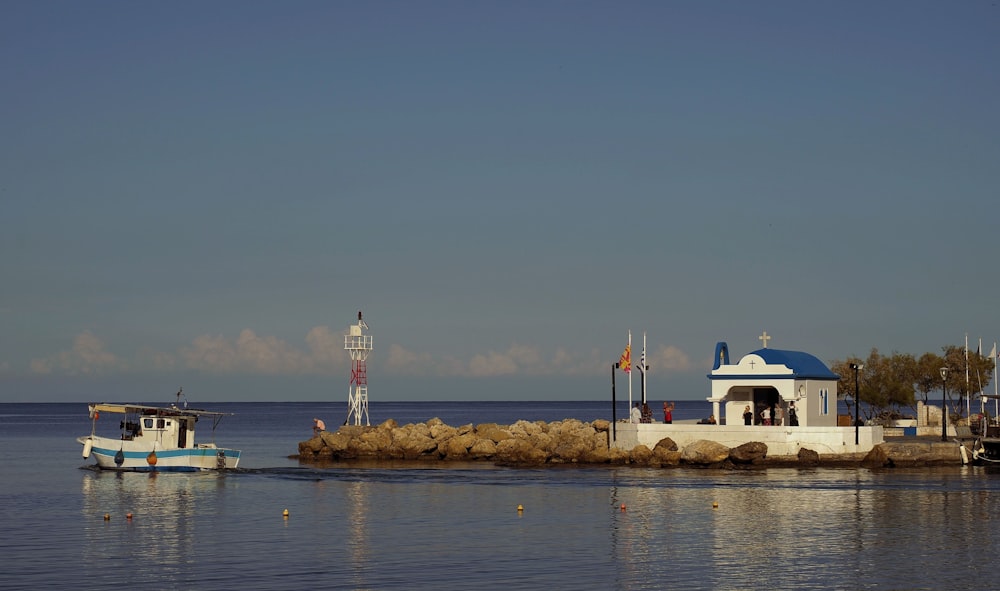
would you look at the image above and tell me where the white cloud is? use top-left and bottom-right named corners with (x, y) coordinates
top-left (28, 329), bottom-right (695, 380)
top-left (179, 328), bottom-right (348, 375)
top-left (652, 345), bottom-right (694, 372)
top-left (386, 343), bottom-right (609, 378)
top-left (30, 331), bottom-right (123, 375)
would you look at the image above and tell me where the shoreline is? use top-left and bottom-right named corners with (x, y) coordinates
top-left (294, 417), bottom-right (969, 469)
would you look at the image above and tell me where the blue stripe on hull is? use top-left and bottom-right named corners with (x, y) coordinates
top-left (89, 445), bottom-right (240, 471)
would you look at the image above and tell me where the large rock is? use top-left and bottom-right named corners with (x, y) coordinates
top-left (440, 433), bottom-right (478, 460)
top-left (681, 440), bottom-right (731, 465)
top-left (468, 438), bottom-right (498, 459)
top-left (652, 447), bottom-right (682, 466)
top-left (730, 441), bottom-right (768, 464)
top-left (299, 435), bottom-right (325, 454)
top-left (509, 420), bottom-right (543, 438)
top-left (321, 431), bottom-right (352, 455)
top-left (797, 448), bottom-right (820, 465)
top-left (581, 446), bottom-right (612, 464)
top-left (607, 447), bottom-right (630, 464)
top-left (357, 428), bottom-right (392, 457)
top-left (653, 437), bottom-right (678, 452)
top-left (861, 444), bottom-right (891, 468)
top-left (476, 423), bottom-right (513, 443)
top-left (495, 438), bottom-right (548, 465)
top-left (630, 444), bottom-right (654, 465)
top-left (391, 427), bottom-right (439, 459)
top-left (551, 439), bottom-right (591, 463)
top-left (883, 441), bottom-right (960, 466)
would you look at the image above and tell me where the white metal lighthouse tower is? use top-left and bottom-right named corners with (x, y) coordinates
top-left (344, 310), bottom-right (372, 426)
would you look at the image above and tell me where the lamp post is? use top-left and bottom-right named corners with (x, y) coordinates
top-left (940, 367), bottom-right (950, 442)
top-left (850, 363), bottom-right (863, 446)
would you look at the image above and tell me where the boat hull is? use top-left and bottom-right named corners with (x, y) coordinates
top-left (79, 436), bottom-right (240, 471)
top-left (971, 438), bottom-right (1000, 466)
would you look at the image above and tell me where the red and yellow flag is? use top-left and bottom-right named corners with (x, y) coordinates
top-left (619, 344), bottom-right (631, 372)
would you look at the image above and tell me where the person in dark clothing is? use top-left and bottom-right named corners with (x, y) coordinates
top-left (640, 403), bottom-right (652, 424)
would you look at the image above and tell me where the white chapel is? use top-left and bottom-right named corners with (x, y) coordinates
top-left (707, 332), bottom-right (840, 427)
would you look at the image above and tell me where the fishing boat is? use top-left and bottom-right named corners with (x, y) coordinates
top-left (968, 436), bottom-right (1000, 465)
top-left (78, 402), bottom-right (241, 471)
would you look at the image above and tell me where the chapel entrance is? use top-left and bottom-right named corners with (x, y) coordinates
top-left (752, 387), bottom-right (780, 425)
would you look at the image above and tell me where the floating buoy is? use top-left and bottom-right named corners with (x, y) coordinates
top-left (620, 503), bottom-right (626, 512)
top-left (114, 449), bottom-right (125, 467)
top-left (126, 513), bottom-right (133, 520)
top-left (82, 437), bottom-right (93, 459)
top-left (712, 502), bottom-right (719, 509)
top-left (103, 513), bottom-right (110, 521)
top-left (146, 450), bottom-right (157, 466)
top-left (517, 505), bottom-right (523, 512)
top-left (283, 509), bottom-right (289, 518)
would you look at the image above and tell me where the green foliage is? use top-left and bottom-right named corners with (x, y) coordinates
top-left (831, 344), bottom-right (997, 420)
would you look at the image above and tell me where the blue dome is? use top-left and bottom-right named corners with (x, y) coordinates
top-left (750, 348), bottom-right (840, 380)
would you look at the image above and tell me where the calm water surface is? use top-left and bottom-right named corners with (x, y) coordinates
top-left (2, 402), bottom-right (998, 590)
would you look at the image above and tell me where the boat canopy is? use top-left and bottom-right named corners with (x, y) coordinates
top-left (89, 403), bottom-right (231, 418)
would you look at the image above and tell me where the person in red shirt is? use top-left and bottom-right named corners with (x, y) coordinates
top-left (662, 402), bottom-right (674, 424)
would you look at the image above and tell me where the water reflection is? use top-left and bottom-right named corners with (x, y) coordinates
top-left (601, 467), bottom-right (1000, 590)
top-left (80, 470), bottom-right (218, 579)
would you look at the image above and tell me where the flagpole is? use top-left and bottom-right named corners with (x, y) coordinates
top-left (980, 337), bottom-right (985, 414)
top-left (966, 334), bottom-right (971, 419)
top-left (628, 330), bottom-right (633, 412)
top-left (994, 340), bottom-right (998, 421)
top-left (642, 332), bottom-right (647, 406)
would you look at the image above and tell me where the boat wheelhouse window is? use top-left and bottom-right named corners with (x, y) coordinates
top-left (157, 419), bottom-right (166, 429)
top-left (144, 418), bottom-right (154, 429)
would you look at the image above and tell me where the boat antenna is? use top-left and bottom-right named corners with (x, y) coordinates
top-left (175, 387), bottom-right (187, 409)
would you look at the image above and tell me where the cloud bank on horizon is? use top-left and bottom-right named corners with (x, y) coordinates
top-left (27, 329), bottom-right (695, 380)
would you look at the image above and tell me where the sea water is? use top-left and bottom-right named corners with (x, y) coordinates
top-left (2, 400), bottom-right (998, 590)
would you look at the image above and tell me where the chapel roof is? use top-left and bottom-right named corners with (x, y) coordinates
top-left (747, 348), bottom-right (840, 380)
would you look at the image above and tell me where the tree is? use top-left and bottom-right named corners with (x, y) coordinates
top-left (915, 352), bottom-right (944, 404)
top-left (831, 343), bottom-right (996, 424)
top-left (831, 349), bottom-right (916, 424)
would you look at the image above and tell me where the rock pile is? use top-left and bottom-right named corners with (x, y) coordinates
top-left (294, 418), bottom-right (811, 468)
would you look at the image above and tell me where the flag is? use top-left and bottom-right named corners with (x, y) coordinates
top-left (992, 343), bottom-right (998, 359)
top-left (637, 346), bottom-right (646, 374)
top-left (619, 344), bottom-right (631, 373)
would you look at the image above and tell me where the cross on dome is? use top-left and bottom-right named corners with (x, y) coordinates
top-left (758, 331), bottom-right (771, 348)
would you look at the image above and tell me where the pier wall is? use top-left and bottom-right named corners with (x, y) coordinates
top-left (611, 423), bottom-right (885, 455)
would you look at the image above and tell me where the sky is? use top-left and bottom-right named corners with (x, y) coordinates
top-left (2, 1), bottom-right (999, 403)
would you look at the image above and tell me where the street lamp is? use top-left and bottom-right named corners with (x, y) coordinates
top-left (850, 363), bottom-right (863, 445)
top-left (940, 367), bottom-right (950, 442)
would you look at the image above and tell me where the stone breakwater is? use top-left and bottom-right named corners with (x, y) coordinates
top-left (294, 417), bottom-right (965, 468)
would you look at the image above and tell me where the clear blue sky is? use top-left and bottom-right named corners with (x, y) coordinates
top-left (2, 1), bottom-right (998, 403)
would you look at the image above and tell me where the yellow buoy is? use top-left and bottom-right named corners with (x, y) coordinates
top-left (103, 513), bottom-right (110, 521)
top-left (712, 502), bottom-right (719, 509)
top-left (517, 504), bottom-right (523, 512)
top-left (283, 509), bottom-right (289, 518)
